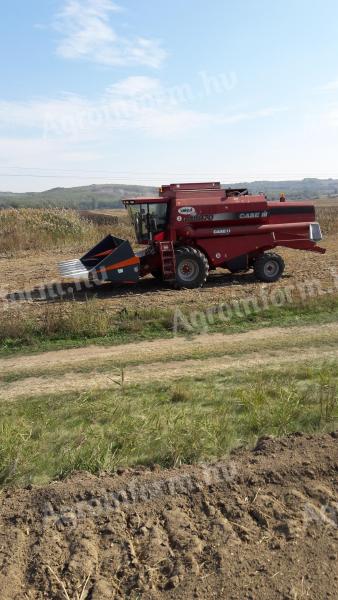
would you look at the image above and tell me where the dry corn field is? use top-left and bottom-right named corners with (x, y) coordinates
top-left (0, 208), bottom-right (135, 255)
top-left (0, 203), bottom-right (337, 328)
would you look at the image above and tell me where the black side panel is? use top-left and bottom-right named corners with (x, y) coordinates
top-left (270, 206), bottom-right (314, 216)
top-left (226, 254), bottom-right (249, 272)
top-left (94, 262), bottom-right (140, 284)
top-left (81, 235), bottom-right (124, 268)
top-left (92, 239), bottom-right (140, 283)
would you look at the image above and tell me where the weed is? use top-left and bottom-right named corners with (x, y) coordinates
top-left (316, 369), bottom-right (338, 423)
top-left (170, 385), bottom-right (194, 403)
top-left (1, 362), bottom-right (337, 486)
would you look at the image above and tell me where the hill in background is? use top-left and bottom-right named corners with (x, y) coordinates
top-left (0, 178), bottom-right (338, 209)
top-left (234, 178), bottom-right (338, 201)
top-left (0, 184), bottom-right (157, 210)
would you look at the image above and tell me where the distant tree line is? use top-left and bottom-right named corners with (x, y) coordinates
top-left (0, 179), bottom-right (337, 209)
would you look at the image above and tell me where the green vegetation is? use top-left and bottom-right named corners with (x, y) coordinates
top-left (233, 178), bottom-right (338, 201)
top-left (1, 361), bottom-right (337, 486)
top-left (1, 293), bottom-right (337, 356)
top-left (0, 184), bottom-right (157, 209)
top-left (1, 179), bottom-right (338, 209)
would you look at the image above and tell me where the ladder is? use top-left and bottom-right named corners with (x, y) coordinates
top-left (159, 241), bottom-right (176, 280)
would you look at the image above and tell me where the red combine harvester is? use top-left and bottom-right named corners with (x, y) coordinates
top-left (59, 182), bottom-right (325, 288)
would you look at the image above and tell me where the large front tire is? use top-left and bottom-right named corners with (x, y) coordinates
top-left (175, 247), bottom-right (209, 289)
top-left (253, 253), bottom-right (285, 283)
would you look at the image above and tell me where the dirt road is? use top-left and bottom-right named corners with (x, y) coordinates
top-left (1, 322), bottom-right (337, 400)
top-left (0, 432), bottom-right (337, 599)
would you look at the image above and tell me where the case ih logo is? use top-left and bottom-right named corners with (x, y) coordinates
top-left (178, 206), bottom-right (196, 216)
top-left (239, 211), bottom-right (268, 219)
top-left (213, 228), bottom-right (231, 235)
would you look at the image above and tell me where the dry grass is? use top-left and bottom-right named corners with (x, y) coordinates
top-left (47, 566), bottom-right (91, 600)
top-left (0, 209), bottom-right (94, 254)
top-left (316, 205), bottom-right (338, 235)
top-left (0, 298), bottom-right (114, 343)
top-left (86, 209), bottom-right (135, 241)
top-left (0, 208), bottom-right (135, 255)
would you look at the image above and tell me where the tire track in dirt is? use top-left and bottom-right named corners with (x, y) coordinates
top-left (1, 344), bottom-right (337, 401)
top-left (0, 322), bottom-right (337, 375)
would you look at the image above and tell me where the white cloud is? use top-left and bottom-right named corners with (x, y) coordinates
top-left (217, 106), bottom-right (287, 125)
top-left (55, 0), bottom-right (167, 68)
top-left (2, 78), bottom-right (287, 143)
top-left (0, 95), bottom-right (90, 131)
top-left (107, 76), bottom-right (162, 97)
top-left (0, 137), bottom-right (102, 175)
top-left (0, 77), bottom-right (288, 192)
top-left (316, 79), bottom-right (338, 93)
top-left (0, 78), bottom-right (286, 142)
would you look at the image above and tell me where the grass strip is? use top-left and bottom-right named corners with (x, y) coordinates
top-left (1, 360), bottom-right (337, 487)
top-left (1, 293), bottom-right (337, 357)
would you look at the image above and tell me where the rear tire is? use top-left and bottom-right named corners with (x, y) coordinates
top-left (175, 247), bottom-right (209, 289)
top-left (253, 253), bottom-right (285, 283)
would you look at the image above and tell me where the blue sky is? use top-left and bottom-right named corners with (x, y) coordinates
top-left (1, 0), bottom-right (338, 191)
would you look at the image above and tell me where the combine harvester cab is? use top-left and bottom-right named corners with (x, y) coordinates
top-left (59, 234), bottom-right (140, 284)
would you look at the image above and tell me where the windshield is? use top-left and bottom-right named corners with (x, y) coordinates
top-left (127, 202), bottom-right (168, 242)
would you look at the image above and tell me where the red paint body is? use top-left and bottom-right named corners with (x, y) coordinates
top-left (123, 182), bottom-right (325, 280)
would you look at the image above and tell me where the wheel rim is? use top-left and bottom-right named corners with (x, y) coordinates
top-left (177, 259), bottom-right (199, 283)
top-left (263, 259), bottom-right (279, 278)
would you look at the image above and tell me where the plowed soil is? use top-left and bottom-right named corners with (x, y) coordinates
top-left (1, 235), bottom-right (337, 319)
top-left (0, 433), bottom-right (337, 600)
